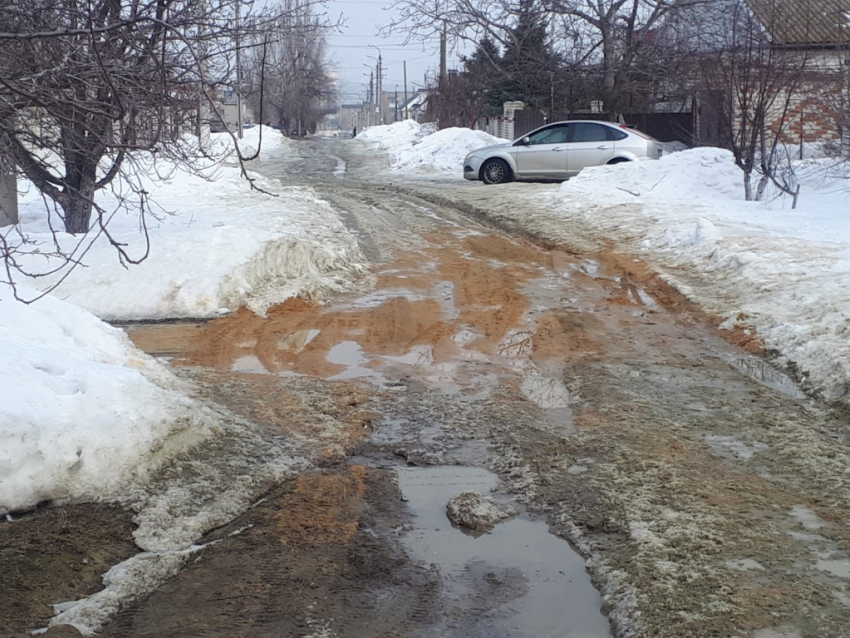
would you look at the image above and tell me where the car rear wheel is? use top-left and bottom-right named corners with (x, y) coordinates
top-left (606, 157), bottom-right (632, 165)
top-left (481, 158), bottom-right (512, 185)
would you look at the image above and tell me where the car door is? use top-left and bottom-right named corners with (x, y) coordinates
top-left (513, 124), bottom-right (570, 178)
top-left (566, 123), bottom-right (616, 174)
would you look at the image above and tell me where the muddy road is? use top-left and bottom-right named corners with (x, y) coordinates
top-left (4, 138), bottom-right (850, 638)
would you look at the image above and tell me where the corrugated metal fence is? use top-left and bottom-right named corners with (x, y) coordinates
top-left (505, 110), bottom-right (695, 144)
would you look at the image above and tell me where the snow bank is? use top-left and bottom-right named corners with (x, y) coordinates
top-left (551, 148), bottom-right (850, 404)
top-left (357, 119), bottom-right (435, 149)
top-left (358, 120), bottom-right (507, 175)
top-left (389, 127), bottom-right (508, 174)
top-left (562, 147), bottom-right (743, 204)
top-left (210, 124), bottom-right (292, 161)
top-left (13, 148), bottom-right (366, 320)
top-left (0, 285), bottom-right (207, 514)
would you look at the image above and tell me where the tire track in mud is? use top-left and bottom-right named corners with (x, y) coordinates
top-left (99, 467), bottom-right (439, 638)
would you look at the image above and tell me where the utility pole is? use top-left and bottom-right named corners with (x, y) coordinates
top-left (439, 23), bottom-right (447, 86)
top-left (235, 0), bottom-right (243, 139)
top-left (403, 61), bottom-right (408, 121)
top-left (394, 86), bottom-right (398, 122)
top-left (369, 70), bottom-right (374, 127)
top-left (377, 53), bottom-right (383, 124)
top-left (438, 23), bottom-right (447, 127)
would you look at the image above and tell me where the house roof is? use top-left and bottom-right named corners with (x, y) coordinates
top-left (743, 0), bottom-right (850, 45)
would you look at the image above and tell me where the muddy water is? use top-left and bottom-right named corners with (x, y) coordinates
top-left (119, 152), bottom-right (850, 638)
top-left (397, 466), bottom-right (612, 638)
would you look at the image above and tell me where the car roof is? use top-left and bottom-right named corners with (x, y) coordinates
top-left (544, 120), bottom-right (619, 126)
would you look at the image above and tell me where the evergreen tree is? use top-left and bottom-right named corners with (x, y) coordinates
top-left (460, 36), bottom-right (503, 117)
top-left (497, 0), bottom-right (561, 109)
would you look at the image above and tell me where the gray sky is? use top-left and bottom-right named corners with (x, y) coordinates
top-left (323, 0), bottom-right (463, 103)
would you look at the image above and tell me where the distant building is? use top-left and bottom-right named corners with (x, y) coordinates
top-left (400, 88), bottom-right (435, 122)
top-left (213, 90), bottom-right (254, 132)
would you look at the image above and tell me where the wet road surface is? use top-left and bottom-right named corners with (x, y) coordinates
top-left (5, 137), bottom-right (850, 638)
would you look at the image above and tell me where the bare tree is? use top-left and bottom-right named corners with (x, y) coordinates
top-left (544, 0), bottom-right (714, 120)
top-left (0, 0), bottom-right (264, 234)
top-left (243, 0), bottom-right (338, 136)
top-left (676, 0), bottom-right (812, 201)
top-left (388, 0), bottom-right (704, 121)
top-left (0, 0), bottom-right (319, 300)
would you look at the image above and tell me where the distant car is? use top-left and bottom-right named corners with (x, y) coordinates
top-left (463, 120), bottom-right (662, 184)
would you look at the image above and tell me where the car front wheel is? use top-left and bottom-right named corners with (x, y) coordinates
top-left (481, 158), bottom-right (512, 185)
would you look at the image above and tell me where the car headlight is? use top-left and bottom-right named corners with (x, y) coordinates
top-left (465, 152), bottom-right (475, 161)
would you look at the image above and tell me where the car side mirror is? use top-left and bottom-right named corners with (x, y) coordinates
top-left (517, 137), bottom-right (530, 146)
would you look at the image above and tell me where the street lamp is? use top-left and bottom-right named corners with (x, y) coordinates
top-left (368, 45), bottom-right (384, 124)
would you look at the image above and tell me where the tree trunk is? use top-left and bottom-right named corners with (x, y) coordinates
top-left (600, 23), bottom-right (617, 121)
top-left (755, 174), bottom-right (769, 201)
top-left (743, 171), bottom-right (754, 201)
top-left (62, 193), bottom-right (95, 234)
top-left (61, 163), bottom-right (97, 234)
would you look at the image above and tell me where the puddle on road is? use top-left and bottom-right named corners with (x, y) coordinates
top-left (571, 259), bottom-right (605, 279)
top-left (520, 375), bottom-right (574, 430)
top-left (372, 205), bottom-right (404, 229)
top-left (331, 156), bottom-right (347, 178)
top-left (397, 466), bottom-right (612, 638)
top-left (326, 341), bottom-right (382, 380)
top-left (721, 354), bottom-right (807, 400)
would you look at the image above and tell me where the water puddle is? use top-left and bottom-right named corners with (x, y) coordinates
top-left (277, 329), bottom-right (321, 354)
top-left (617, 278), bottom-right (660, 310)
top-left (372, 205), bottom-right (404, 229)
top-left (327, 341), bottom-right (381, 380)
top-left (571, 259), bottom-right (604, 279)
top-left (721, 354), bottom-right (806, 400)
top-left (396, 466), bottom-right (612, 638)
top-left (232, 354), bottom-right (267, 374)
top-left (816, 559), bottom-right (850, 579)
top-left (331, 155), bottom-right (346, 178)
top-left (520, 375), bottom-right (574, 430)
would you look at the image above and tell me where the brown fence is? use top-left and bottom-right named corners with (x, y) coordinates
top-left (512, 110), bottom-right (694, 145)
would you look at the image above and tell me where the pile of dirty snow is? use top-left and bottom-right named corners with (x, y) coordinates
top-left (0, 284), bottom-right (206, 514)
top-left (12, 152), bottom-right (366, 320)
top-left (358, 120), bottom-right (507, 175)
top-left (210, 124), bottom-right (292, 162)
top-left (358, 120), bottom-right (435, 149)
top-left (446, 491), bottom-right (514, 532)
top-left (389, 127), bottom-right (508, 175)
top-left (549, 148), bottom-right (850, 404)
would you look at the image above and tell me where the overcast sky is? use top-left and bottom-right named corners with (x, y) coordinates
top-left (323, 0), bottom-right (464, 103)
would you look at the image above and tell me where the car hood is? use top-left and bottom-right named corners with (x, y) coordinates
top-left (469, 142), bottom-right (513, 155)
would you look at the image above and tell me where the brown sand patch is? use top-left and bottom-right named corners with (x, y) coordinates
top-left (187, 369), bottom-right (372, 459)
top-left (130, 232), bottom-right (551, 376)
top-left (463, 234), bottom-right (550, 267)
top-left (273, 466), bottom-right (367, 547)
top-left (531, 310), bottom-right (605, 364)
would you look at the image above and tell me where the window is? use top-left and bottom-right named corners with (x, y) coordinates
top-left (569, 123), bottom-right (609, 143)
top-left (526, 125), bottom-right (570, 145)
top-left (606, 127), bottom-right (629, 141)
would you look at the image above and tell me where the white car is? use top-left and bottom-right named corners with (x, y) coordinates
top-left (464, 120), bottom-right (662, 184)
